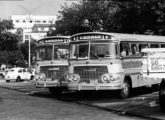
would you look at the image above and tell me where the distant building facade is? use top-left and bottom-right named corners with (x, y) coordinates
top-left (11, 15), bottom-right (56, 42)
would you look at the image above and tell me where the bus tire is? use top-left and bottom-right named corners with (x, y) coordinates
top-left (159, 79), bottom-right (165, 112)
top-left (49, 87), bottom-right (61, 96)
top-left (119, 78), bottom-right (131, 99)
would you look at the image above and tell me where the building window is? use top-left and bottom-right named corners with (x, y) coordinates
top-left (23, 20), bottom-right (26, 23)
top-left (25, 35), bottom-right (30, 39)
top-left (45, 27), bottom-right (49, 31)
top-left (41, 27), bottom-right (44, 31)
top-left (36, 20), bottom-right (41, 23)
top-left (16, 20), bottom-right (19, 23)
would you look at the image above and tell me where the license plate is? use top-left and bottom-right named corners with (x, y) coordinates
top-left (90, 79), bottom-right (98, 84)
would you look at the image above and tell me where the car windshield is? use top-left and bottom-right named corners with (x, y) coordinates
top-left (70, 42), bottom-right (118, 60)
top-left (8, 69), bottom-right (14, 72)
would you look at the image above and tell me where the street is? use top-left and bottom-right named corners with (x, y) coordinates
top-left (0, 80), bottom-right (164, 120)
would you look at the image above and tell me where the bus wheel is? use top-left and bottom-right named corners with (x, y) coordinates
top-left (159, 79), bottom-right (165, 111)
top-left (48, 87), bottom-right (61, 96)
top-left (16, 76), bottom-right (21, 82)
top-left (120, 79), bottom-right (131, 99)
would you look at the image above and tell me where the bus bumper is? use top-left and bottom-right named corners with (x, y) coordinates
top-left (67, 83), bottom-right (122, 91)
top-left (35, 80), bottom-right (59, 88)
top-left (35, 79), bottom-right (68, 88)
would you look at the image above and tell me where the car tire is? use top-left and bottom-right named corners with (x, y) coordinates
top-left (30, 75), bottom-right (34, 80)
top-left (16, 76), bottom-right (21, 82)
top-left (119, 78), bottom-right (131, 99)
top-left (159, 79), bottom-right (165, 112)
top-left (6, 80), bottom-right (10, 82)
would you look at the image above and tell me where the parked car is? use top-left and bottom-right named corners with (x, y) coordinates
top-left (5, 67), bottom-right (34, 82)
top-left (159, 79), bottom-right (165, 111)
top-left (141, 48), bottom-right (165, 112)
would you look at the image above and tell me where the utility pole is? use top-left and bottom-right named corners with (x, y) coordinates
top-left (18, 5), bottom-right (40, 68)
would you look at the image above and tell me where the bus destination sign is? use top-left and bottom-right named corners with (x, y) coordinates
top-left (38, 39), bottom-right (70, 44)
top-left (72, 34), bottom-right (117, 41)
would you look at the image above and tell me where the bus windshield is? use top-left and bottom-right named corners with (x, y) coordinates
top-left (36, 45), bottom-right (53, 60)
top-left (90, 43), bottom-right (118, 59)
top-left (70, 42), bottom-right (118, 60)
top-left (54, 45), bottom-right (69, 59)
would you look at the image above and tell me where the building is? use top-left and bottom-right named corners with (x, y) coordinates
top-left (32, 24), bottom-right (50, 33)
top-left (11, 15), bottom-right (56, 32)
top-left (11, 15), bottom-right (56, 42)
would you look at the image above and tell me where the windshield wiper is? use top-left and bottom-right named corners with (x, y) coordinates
top-left (90, 50), bottom-right (102, 61)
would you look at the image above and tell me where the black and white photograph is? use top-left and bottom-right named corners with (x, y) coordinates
top-left (1, 0), bottom-right (165, 120)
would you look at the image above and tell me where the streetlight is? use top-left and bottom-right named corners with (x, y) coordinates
top-left (18, 5), bottom-right (40, 68)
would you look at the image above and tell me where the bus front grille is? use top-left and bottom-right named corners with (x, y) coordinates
top-left (74, 66), bottom-right (108, 83)
top-left (40, 66), bottom-right (68, 79)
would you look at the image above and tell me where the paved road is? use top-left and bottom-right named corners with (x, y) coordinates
top-left (0, 80), bottom-right (164, 120)
top-left (0, 81), bottom-right (147, 120)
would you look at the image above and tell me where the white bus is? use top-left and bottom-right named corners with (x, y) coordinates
top-left (64, 32), bottom-right (165, 99)
top-left (34, 36), bottom-right (70, 95)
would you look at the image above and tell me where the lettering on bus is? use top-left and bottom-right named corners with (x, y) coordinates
top-left (151, 58), bottom-right (165, 71)
top-left (38, 39), bottom-right (70, 44)
top-left (79, 35), bottom-right (102, 40)
top-left (72, 34), bottom-right (115, 40)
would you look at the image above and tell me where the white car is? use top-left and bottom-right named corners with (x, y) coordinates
top-left (5, 67), bottom-right (34, 82)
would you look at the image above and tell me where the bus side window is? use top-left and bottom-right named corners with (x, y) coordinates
top-left (161, 44), bottom-right (165, 48)
top-left (150, 44), bottom-right (159, 48)
top-left (120, 42), bottom-right (130, 57)
top-left (131, 44), bottom-right (139, 55)
top-left (139, 44), bottom-right (149, 53)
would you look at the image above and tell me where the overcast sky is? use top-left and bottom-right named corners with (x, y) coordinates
top-left (0, 0), bottom-right (75, 19)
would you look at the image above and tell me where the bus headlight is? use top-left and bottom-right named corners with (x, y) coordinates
top-left (35, 73), bottom-right (46, 81)
top-left (64, 73), bottom-right (80, 83)
top-left (101, 73), bottom-right (120, 83)
top-left (101, 74), bottom-right (111, 83)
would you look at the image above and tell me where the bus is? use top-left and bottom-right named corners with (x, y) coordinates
top-left (64, 32), bottom-right (165, 99)
top-left (34, 36), bottom-right (70, 95)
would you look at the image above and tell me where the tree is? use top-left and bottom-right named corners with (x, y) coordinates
top-left (0, 19), bottom-right (13, 33)
top-left (48, 0), bottom-right (165, 36)
top-left (106, 0), bottom-right (165, 34)
top-left (0, 19), bottom-right (24, 67)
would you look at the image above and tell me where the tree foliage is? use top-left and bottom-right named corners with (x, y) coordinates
top-left (0, 20), bottom-right (13, 33)
top-left (48, 0), bottom-right (165, 36)
top-left (0, 20), bottom-right (25, 66)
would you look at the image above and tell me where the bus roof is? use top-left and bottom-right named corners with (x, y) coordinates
top-left (40, 36), bottom-right (70, 40)
top-left (71, 32), bottom-right (165, 42)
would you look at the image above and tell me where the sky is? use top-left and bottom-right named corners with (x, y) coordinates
top-left (0, 0), bottom-right (76, 19)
